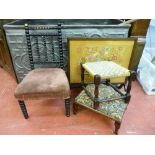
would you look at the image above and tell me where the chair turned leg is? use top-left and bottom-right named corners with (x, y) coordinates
top-left (114, 121), bottom-right (121, 135)
top-left (18, 100), bottom-right (29, 119)
top-left (73, 102), bottom-right (78, 115)
top-left (65, 98), bottom-right (70, 117)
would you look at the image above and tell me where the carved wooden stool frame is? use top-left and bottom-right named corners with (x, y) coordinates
top-left (73, 62), bottom-right (136, 134)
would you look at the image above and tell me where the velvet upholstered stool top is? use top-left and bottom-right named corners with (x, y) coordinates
top-left (82, 61), bottom-right (130, 78)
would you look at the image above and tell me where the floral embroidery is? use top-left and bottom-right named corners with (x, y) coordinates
top-left (75, 84), bottom-right (127, 122)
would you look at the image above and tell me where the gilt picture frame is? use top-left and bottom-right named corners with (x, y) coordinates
top-left (68, 38), bottom-right (137, 85)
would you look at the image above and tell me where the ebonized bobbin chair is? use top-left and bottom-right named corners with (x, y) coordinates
top-left (73, 61), bottom-right (136, 134)
top-left (14, 23), bottom-right (70, 118)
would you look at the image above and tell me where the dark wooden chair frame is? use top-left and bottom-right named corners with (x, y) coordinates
top-left (18, 23), bottom-right (70, 119)
top-left (73, 62), bottom-right (136, 134)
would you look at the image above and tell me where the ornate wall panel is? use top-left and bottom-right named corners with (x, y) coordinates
top-left (4, 20), bottom-right (130, 82)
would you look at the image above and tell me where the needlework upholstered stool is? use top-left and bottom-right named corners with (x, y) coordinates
top-left (73, 61), bottom-right (135, 134)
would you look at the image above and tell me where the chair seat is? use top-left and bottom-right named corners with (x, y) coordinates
top-left (75, 84), bottom-right (127, 122)
top-left (82, 61), bottom-right (130, 78)
top-left (15, 68), bottom-right (70, 100)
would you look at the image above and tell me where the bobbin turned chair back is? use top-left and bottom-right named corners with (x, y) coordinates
top-left (24, 23), bottom-right (64, 70)
top-left (14, 23), bottom-right (71, 119)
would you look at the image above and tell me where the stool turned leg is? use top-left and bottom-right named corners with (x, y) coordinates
top-left (94, 74), bottom-right (101, 109)
top-left (125, 71), bottom-right (136, 103)
top-left (18, 100), bottom-right (29, 119)
top-left (65, 98), bottom-right (70, 117)
top-left (80, 62), bottom-right (85, 87)
top-left (114, 121), bottom-right (121, 135)
top-left (105, 79), bottom-right (110, 86)
top-left (73, 101), bottom-right (78, 115)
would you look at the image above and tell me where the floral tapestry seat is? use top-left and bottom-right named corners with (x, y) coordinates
top-left (75, 84), bottom-right (127, 122)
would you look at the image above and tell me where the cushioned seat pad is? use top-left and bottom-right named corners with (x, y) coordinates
top-left (15, 68), bottom-right (70, 100)
top-left (75, 84), bottom-right (127, 122)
